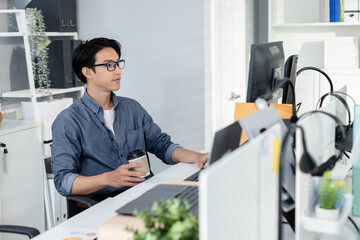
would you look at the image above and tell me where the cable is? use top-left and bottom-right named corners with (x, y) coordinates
top-left (348, 216), bottom-right (360, 234)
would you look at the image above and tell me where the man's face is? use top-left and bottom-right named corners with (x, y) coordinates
top-left (85, 47), bottom-right (121, 92)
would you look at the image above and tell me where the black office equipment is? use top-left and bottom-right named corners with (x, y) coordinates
top-left (116, 184), bottom-right (199, 216)
top-left (26, 0), bottom-right (77, 32)
top-left (71, 40), bottom-right (83, 87)
top-left (47, 39), bottom-right (83, 88)
top-left (246, 41), bottom-right (285, 103)
top-left (282, 55), bottom-right (298, 104)
top-left (184, 121), bottom-right (242, 181)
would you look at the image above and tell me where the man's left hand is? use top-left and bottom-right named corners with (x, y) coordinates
top-left (196, 152), bottom-right (208, 169)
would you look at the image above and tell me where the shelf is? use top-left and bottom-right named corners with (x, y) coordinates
top-left (302, 194), bottom-right (353, 234)
top-left (45, 32), bottom-right (78, 37)
top-left (272, 22), bottom-right (360, 28)
top-left (0, 32), bottom-right (24, 37)
top-left (0, 9), bottom-right (23, 14)
top-left (0, 32), bottom-right (77, 38)
top-left (2, 87), bottom-right (84, 99)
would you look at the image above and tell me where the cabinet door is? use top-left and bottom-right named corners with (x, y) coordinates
top-left (295, 72), bottom-right (321, 115)
top-left (320, 71), bottom-right (360, 105)
top-left (0, 125), bottom-right (45, 239)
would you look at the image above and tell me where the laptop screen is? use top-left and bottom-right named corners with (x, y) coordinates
top-left (208, 121), bottom-right (242, 165)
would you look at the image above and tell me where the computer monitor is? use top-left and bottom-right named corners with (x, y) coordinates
top-left (246, 41), bottom-right (285, 103)
top-left (282, 55), bottom-right (298, 104)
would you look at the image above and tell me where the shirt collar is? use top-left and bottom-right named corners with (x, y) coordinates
top-left (82, 90), bottom-right (120, 114)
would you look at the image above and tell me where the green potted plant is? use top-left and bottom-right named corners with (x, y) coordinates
top-left (316, 171), bottom-right (345, 220)
top-left (8, 9), bottom-right (50, 92)
top-left (127, 198), bottom-right (199, 240)
top-left (25, 8), bottom-right (50, 93)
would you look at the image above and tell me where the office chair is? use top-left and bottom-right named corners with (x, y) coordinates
top-left (66, 196), bottom-right (98, 219)
top-left (66, 189), bottom-right (126, 218)
top-left (0, 225), bottom-right (40, 238)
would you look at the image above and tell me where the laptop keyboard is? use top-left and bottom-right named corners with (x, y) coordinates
top-left (116, 184), bottom-right (199, 216)
top-left (184, 170), bottom-right (200, 182)
top-left (175, 186), bottom-right (199, 215)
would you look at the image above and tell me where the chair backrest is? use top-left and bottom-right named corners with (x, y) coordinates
top-left (0, 225), bottom-right (40, 239)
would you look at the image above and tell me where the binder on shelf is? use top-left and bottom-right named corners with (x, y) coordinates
top-left (344, 0), bottom-right (360, 22)
top-left (330, 0), bottom-right (341, 22)
top-left (47, 39), bottom-right (83, 88)
top-left (320, 0), bottom-right (330, 22)
top-left (25, 0), bottom-right (77, 32)
top-left (340, 0), bottom-right (345, 22)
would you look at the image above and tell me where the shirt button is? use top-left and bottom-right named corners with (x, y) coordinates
top-left (120, 155), bottom-right (123, 158)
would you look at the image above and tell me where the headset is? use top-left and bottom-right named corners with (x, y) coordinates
top-left (293, 110), bottom-right (346, 176)
top-left (316, 91), bottom-right (356, 151)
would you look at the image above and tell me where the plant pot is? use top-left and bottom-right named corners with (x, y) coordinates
top-left (315, 204), bottom-right (340, 220)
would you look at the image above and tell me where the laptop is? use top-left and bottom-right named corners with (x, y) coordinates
top-left (184, 120), bottom-right (242, 181)
top-left (116, 121), bottom-right (242, 216)
top-left (116, 184), bottom-right (199, 216)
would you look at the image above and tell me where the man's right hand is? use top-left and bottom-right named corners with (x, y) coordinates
top-left (71, 162), bottom-right (147, 195)
top-left (104, 162), bottom-right (146, 188)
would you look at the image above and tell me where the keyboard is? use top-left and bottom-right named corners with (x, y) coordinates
top-left (175, 185), bottom-right (199, 215)
top-left (116, 184), bottom-right (199, 216)
top-left (184, 170), bottom-right (201, 182)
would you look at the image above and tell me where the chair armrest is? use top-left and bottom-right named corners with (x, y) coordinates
top-left (66, 195), bottom-right (98, 208)
top-left (0, 225), bottom-right (40, 238)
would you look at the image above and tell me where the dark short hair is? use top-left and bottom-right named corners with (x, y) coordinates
top-left (72, 38), bottom-right (122, 83)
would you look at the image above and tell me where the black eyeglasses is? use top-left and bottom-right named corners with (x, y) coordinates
top-left (89, 59), bottom-right (125, 71)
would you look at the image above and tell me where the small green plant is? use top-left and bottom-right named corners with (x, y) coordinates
top-left (127, 198), bottom-right (199, 240)
top-left (25, 8), bottom-right (50, 91)
top-left (318, 171), bottom-right (345, 210)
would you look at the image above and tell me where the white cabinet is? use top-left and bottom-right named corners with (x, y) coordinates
top-left (0, 9), bottom-right (80, 232)
top-left (269, 0), bottom-right (360, 112)
top-left (0, 120), bottom-right (45, 239)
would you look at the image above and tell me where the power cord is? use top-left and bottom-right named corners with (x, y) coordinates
top-left (348, 216), bottom-right (360, 234)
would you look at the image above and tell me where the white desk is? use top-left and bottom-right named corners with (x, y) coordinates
top-left (32, 162), bottom-right (200, 239)
top-left (31, 160), bottom-right (360, 240)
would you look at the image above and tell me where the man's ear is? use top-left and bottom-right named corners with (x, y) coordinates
top-left (82, 67), bottom-right (93, 80)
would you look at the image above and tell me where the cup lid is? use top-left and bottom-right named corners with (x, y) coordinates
top-left (127, 149), bottom-right (146, 160)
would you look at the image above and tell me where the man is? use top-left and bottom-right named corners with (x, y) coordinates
top-left (51, 38), bottom-right (208, 200)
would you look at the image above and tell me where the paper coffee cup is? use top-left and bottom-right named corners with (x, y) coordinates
top-left (127, 149), bottom-right (150, 177)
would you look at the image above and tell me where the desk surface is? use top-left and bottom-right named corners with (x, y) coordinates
top-left (32, 161), bottom-right (360, 240)
top-left (32, 162), bottom-right (200, 240)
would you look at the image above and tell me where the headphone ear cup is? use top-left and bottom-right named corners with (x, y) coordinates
top-left (335, 125), bottom-right (343, 142)
top-left (299, 150), bottom-right (317, 174)
top-left (311, 155), bottom-right (338, 177)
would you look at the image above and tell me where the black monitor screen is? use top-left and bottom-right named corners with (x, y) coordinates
top-left (282, 55), bottom-right (298, 104)
top-left (246, 41), bottom-right (285, 102)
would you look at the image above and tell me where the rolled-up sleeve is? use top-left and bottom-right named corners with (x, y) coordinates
top-left (51, 113), bottom-right (81, 196)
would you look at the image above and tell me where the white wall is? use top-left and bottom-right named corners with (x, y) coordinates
top-left (76, 0), bottom-right (205, 174)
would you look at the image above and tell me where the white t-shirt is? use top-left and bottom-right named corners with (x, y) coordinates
top-left (104, 108), bottom-right (116, 139)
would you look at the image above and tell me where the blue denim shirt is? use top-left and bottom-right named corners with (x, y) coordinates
top-left (51, 91), bottom-right (180, 197)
